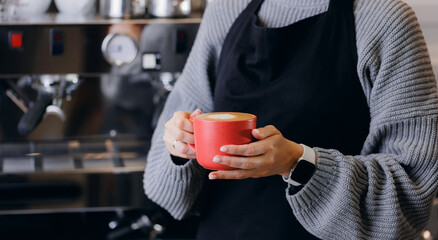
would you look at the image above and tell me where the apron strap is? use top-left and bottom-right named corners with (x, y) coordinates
top-left (245, 0), bottom-right (265, 16)
top-left (328, 0), bottom-right (355, 13)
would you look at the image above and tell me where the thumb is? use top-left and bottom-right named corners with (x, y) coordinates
top-left (190, 109), bottom-right (202, 118)
top-left (252, 125), bottom-right (280, 140)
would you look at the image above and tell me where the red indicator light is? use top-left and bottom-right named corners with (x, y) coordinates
top-left (54, 34), bottom-right (62, 42)
top-left (10, 33), bottom-right (23, 49)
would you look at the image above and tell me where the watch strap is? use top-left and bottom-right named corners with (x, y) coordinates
top-left (298, 144), bottom-right (316, 165)
top-left (283, 144), bottom-right (316, 186)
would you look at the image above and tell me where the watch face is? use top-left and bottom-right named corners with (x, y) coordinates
top-left (291, 160), bottom-right (316, 184)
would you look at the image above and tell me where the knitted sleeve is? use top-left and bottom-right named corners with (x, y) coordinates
top-left (287, 1), bottom-right (438, 239)
top-left (143, 0), bottom-right (258, 220)
top-left (142, 4), bottom-right (219, 219)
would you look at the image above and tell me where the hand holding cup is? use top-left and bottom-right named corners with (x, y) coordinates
top-left (163, 109), bottom-right (201, 159)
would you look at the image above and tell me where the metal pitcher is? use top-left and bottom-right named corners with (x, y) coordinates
top-left (148, 0), bottom-right (191, 18)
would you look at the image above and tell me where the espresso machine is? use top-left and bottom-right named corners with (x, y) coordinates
top-left (0, 13), bottom-right (201, 239)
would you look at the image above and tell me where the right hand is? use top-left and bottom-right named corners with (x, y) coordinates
top-left (163, 109), bottom-right (202, 159)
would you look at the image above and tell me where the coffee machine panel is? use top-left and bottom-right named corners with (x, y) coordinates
top-left (0, 22), bottom-right (199, 138)
top-left (0, 19), bottom-right (200, 239)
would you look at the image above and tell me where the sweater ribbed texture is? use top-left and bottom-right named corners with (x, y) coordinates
top-left (144, 0), bottom-right (438, 239)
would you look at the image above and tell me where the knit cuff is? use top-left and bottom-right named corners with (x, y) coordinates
top-left (144, 152), bottom-right (205, 220)
top-left (286, 148), bottom-right (338, 211)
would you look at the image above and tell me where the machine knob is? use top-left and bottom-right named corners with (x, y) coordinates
top-left (45, 105), bottom-right (66, 121)
top-left (107, 214), bottom-right (164, 240)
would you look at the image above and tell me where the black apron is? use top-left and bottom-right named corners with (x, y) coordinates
top-left (196, 0), bottom-right (370, 238)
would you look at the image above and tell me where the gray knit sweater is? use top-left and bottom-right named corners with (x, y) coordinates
top-left (143, 0), bottom-right (438, 239)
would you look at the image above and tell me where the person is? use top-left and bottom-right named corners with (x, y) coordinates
top-left (143, 0), bottom-right (438, 239)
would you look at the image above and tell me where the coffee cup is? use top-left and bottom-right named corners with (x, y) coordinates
top-left (189, 112), bottom-right (257, 170)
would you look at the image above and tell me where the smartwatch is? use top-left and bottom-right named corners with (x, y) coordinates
top-left (283, 144), bottom-right (316, 186)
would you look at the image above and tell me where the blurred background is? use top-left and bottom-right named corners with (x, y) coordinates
top-left (0, 0), bottom-right (206, 239)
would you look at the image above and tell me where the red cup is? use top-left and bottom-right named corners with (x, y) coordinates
top-left (189, 112), bottom-right (257, 170)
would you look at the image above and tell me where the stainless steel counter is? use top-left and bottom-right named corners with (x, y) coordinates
top-left (0, 137), bottom-right (150, 214)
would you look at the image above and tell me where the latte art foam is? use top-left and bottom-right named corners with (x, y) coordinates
top-left (195, 112), bottom-right (256, 121)
top-left (207, 114), bottom-right (236, 120)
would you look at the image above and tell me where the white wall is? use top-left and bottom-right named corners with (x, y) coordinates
top-left (403, 0), bottom-right (438, 77)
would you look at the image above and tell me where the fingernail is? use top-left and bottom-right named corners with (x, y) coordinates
top-left (213, 156), bottom-right (221, 163)
top-left (220, 146), bottom-right (227, 152)
top-left (209, 174), bottom-right (217, 180)
top-left (253, 129), bottom-right (260, 135)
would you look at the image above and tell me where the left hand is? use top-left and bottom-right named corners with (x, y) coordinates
top-left (208, 125), bottom-right (303, 180)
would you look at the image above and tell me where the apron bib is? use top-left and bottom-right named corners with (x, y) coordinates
top-left (197, 0), bottom-right (370, 238)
